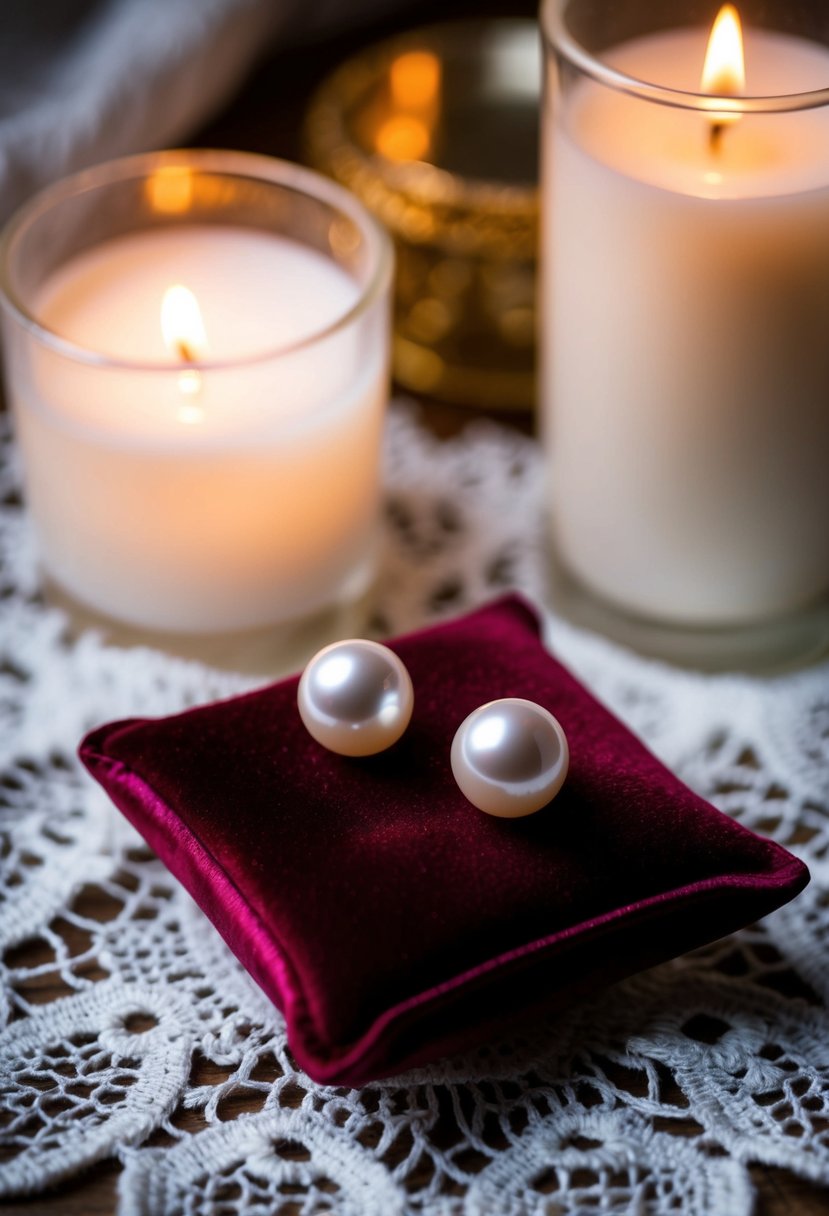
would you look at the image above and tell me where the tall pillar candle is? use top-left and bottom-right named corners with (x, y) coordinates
top-left (542, 0), bottom-right (829, 625)
top-left (0, 152), bottom-right (392, 633)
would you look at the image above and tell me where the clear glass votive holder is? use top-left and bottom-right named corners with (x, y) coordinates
top-left (0, 150), bottom-right (393, 636)
top-left (541, 0), bottom-right (829, 631)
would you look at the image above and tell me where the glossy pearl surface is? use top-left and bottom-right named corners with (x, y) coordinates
top-left (451, 698), bottom-right (569, 818)
top-left (298, 639), bottom-right (413, 756)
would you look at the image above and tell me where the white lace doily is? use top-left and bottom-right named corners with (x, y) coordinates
top-left (1, 405), bottom-right (828, 1214)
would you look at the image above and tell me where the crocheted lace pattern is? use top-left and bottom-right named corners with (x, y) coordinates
top-left (1, 407), bottom-right (828, 1214)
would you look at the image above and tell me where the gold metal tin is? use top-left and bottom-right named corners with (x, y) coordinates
top-left (305, 19), bottom-right (540, 410)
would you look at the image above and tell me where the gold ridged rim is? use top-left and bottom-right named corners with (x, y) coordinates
top-left (304, 21), bottom-right (538, 258)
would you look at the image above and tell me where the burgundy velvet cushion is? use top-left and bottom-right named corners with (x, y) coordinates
top-left (79, 595), bottom-right (808, 1085)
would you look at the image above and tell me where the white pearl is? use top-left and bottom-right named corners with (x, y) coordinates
top-left (451, 698), bottom-right (569, 818)
top-left (298, 639), bottom-right (414, 757)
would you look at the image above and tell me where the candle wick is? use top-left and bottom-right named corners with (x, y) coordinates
top-left (709, 121), bottom-right (725, 154)
top-left (173, 337), bottom-right (202, 400)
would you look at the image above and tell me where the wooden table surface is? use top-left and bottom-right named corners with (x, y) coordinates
top-left (3, 1), bottom-right (829, 1211)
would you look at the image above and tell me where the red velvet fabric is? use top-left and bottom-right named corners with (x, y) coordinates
top-left (80, 595), bottom-right (808, 1085)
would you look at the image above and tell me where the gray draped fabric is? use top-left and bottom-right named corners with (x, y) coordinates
top-left (0, 0), bottom-right (398, 223)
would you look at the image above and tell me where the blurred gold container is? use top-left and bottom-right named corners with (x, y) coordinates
top-left (305, 19), bottom-right (540, 411)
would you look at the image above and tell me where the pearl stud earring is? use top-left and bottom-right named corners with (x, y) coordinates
top-left (451, 698), bottom-right (569, 818)
top-left (298, 639), bottom-right (414, 757)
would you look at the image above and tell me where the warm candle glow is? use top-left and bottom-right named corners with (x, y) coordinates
top-left (390, 51), bottom-right (441, 110)
top-left (378, 50), bottom-right (441, 161)
top-left (161, 284), bottom-right (207, 411)
top-left (702, 4), bottom-right (745, 147)
top-left (375, 115), bottom-right (431, 161)
top-left (146, 166), bottom-right (195, 215)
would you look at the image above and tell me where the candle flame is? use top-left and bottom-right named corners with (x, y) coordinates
top-left (161, 284), bottom-right (207, 407)
top-left (701, 5), bottom-right (745, 148)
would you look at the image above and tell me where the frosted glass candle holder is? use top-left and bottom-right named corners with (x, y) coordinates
top-left (0, 150), bottom-right (392, 635)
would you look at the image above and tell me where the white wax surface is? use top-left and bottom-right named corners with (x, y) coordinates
top-left (580, 29), bottom-right (829, 198)
top-left (31, 227), bottom-right (364, 440)
top-left (543, 26), bottom-right (829, 624)
top-left (10, 225), bottom-right (387, 632)
top-left (39, 227), bottom-right (358, 362)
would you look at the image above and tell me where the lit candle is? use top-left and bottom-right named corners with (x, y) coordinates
top-left (543, 3), bottom-right (829, 625)
top-left (0, 154), bottom-right (392, 634)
